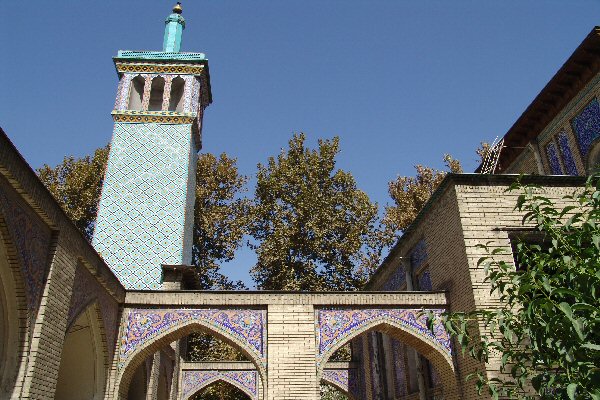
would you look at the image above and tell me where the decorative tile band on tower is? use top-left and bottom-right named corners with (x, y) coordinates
top-left (180, 370), bottom-right (258, 400)
top-left (315, 308), bottom-right (451, 367)
top-left (119, 309), bottom-right (267, 369)
top-left (93, 123), bottom-right (197, 290)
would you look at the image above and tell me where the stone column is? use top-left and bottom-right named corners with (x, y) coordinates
top-left (146, 352), bottom-right (161, 400)
top-left (405, 259), bottom-right (428, 400)
top-left (528, 142), bottom-right (546, 174)
top-left (169, 342), bottom-right (181, 400)
top-left (267, 304), bottom-right (318, 399)
top-left (382, 335), bottom-right (395, 400)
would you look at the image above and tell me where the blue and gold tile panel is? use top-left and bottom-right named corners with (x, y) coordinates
top-left (557, 131), bottom-right (578, 176)
top-left (92, 123), bottom-right (196, 290)
top-left (545, 142), bottom-right (563, 175)
top-left (316, 308), bottom-right (451, 368)
top-left (119, 308), bottom-right (266, 371)
top-left (571, 98), bottom-right (600, 156)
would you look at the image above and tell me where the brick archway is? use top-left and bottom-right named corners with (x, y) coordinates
top-left (56, 302), bottom-right (108, 400)
top-left (0, 223), bottom-right (30, 398)
top-left (113, 308), bottom-right (267, 399)
top-left (315, 308), bottom-right (459, 399)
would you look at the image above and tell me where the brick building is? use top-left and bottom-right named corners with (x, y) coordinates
top-left (0, 4), bottom-right (597, 400)
top-left (363, 26), bottom-right (600, 400)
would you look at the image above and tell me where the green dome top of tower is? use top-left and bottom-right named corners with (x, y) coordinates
top-left (163, 2), bottom-right (185, 53)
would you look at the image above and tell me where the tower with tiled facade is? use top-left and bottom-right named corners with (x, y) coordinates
top-left (92, 3), bottom-right (211, 290)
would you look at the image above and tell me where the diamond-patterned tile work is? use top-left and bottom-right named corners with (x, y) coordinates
top-left (92, 122), bottom-right (196, 290)
top-left (571, 98), bottom-right (600, 156)
top-left (546, 142), bottom-right (563, 175)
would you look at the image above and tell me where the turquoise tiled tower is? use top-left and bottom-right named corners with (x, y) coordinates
top-left (92, 3), bottom-right (212, 290)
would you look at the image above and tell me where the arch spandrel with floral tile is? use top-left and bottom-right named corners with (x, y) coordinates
top-left (118, 308), bottom-right (266, 370)
top-left (180, 370), bottom-right (258, 400)
top-left (315, 308), bottom-right (452, 371)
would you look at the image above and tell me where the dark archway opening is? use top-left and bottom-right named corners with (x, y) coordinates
top-left (168, 76), bottom-right (185, 112)
top-left (193, 380), bottom-right (251, 400)
top-left (321, 325), bottom-right (451, 400)
top-left (128, 75), bottom-right (145, 111)
top-left (148, 76), bottom-right (166, 111)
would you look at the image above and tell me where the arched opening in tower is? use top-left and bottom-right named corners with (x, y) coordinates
top-left (148, 76), bottom-right (166, 111)
top-left (128, 75), bottom-right (145, 111)
top-left (169, 76), bottom-right (186, 112)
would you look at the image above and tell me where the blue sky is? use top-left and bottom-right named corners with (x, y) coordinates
top-left (2, 1), bottom-right (600, 286)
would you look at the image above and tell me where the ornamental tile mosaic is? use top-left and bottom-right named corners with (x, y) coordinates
top-left (571, 98), bottom-right (600, 156)
top-left (115, 74), bottom-right (132, 111)
top-left (115, 62), bottom-right (206, 75)
top-left (0, 177), bottom-right (52, 322)
top-left (119, 309), bottom-right (266, 369)
top-left (180, 370), bottom-right (257, 400)
top-left (182, 76), bottom-right (194, 112)
top-left (557, 131), bottom-right (579, 176)
top-left (161, 75), bottom-right (173, 111)
top-left (316, 308), bottom-right (451, 367)
top-left (546, 142), bottom-right (563, 175)
top-left (323, 369), bottom-right (357, 394)
top-left (92, 123), bottom-right (196, 290)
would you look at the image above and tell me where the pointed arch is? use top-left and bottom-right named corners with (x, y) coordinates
top-left (148, 76), bottom-right (166, 111)
top-left (182, 374), bottom-right (256, 400)
top-left (128, 75), bottom-right (145, 110)
top-left (0, 216), bottom-right (30, 398)
top-left (56, 301), bottom-right (108, 399)
top-left (316, 310), bottom-right (459, 399)
top-left (114, 313), bottom-right (266, 399)
top-left (168, 76), bottom-right (185, 112)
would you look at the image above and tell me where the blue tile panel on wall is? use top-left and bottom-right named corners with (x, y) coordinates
top-left (546, 142), bottom-right (563, 175)
top-left (571, 98), bottom-right (600, 156)
top-left (557, 131), bottom-right (579, 176)
top-left (410, 239), bottom-right (428, 269)
top-left (381, 265), bottom-right (406, 291)
top-left (92, 122), bottom-right (196, 290)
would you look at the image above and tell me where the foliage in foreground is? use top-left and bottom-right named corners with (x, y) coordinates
top-left (430, 176), bottom-right (600, 399)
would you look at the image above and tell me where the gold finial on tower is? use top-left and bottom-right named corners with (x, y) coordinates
top-left (173, 2), bottom-right (183, 14)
